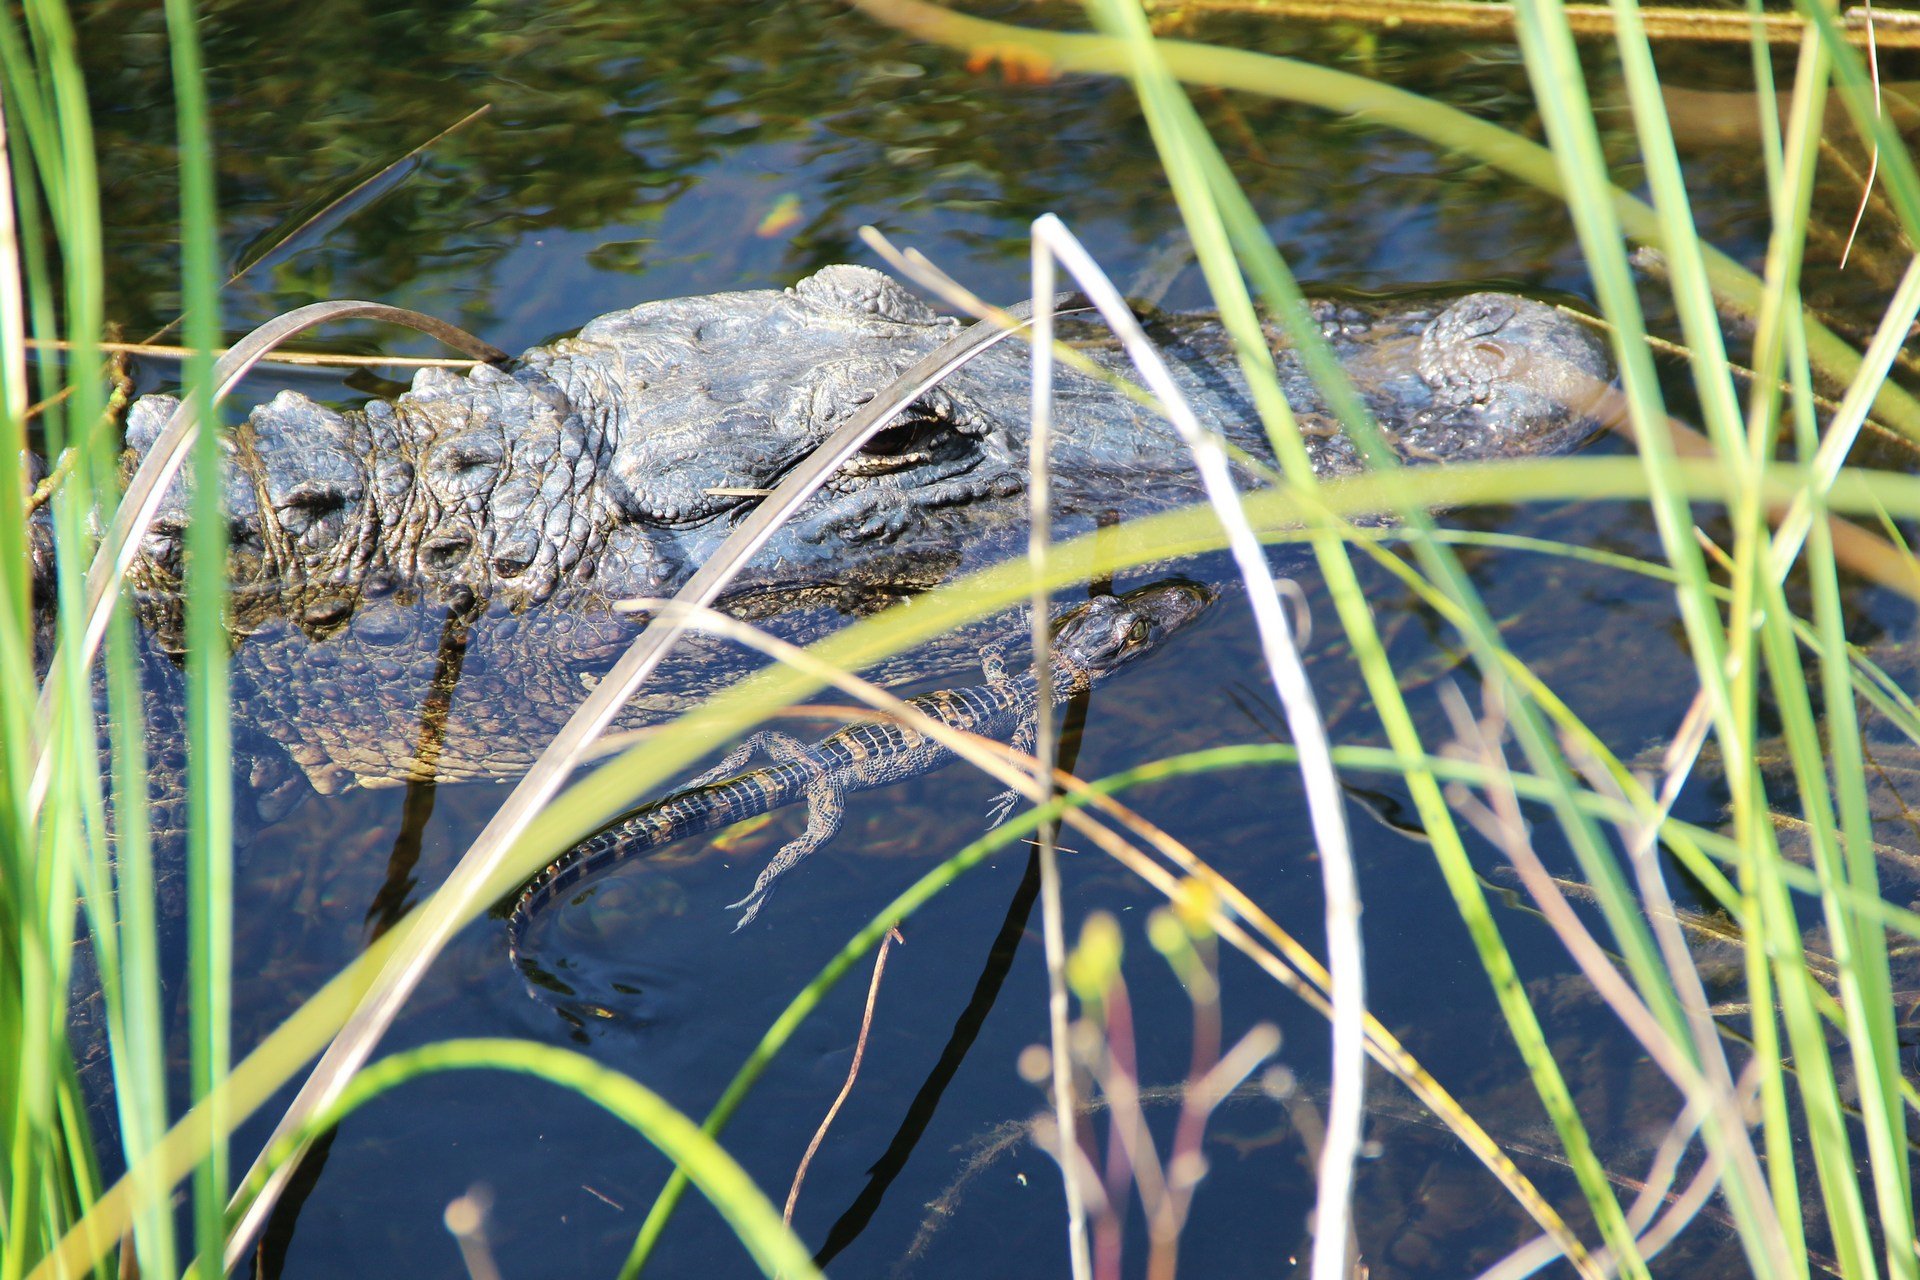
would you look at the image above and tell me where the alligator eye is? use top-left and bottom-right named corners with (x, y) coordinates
top-left (1127, 618), bottom-right (1151, 646)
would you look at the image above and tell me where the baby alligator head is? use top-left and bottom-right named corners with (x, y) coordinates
top-left (1051, 579), bottom-right (1214, 694)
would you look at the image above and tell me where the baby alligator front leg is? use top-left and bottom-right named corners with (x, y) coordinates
top-left (705, 731), bottom-right (845, 930)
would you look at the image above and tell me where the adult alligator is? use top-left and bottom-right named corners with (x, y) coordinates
top-left (101, 266), bottom-right (1607, 613)
top-left (50, 265), bottom-right (1610, 807)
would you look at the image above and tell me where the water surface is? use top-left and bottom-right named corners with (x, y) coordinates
top-left (79, 5), bottom-right (1920, 1276)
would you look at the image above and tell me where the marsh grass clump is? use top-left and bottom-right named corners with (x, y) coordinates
top-left (9, 2), bottom-right (1920, 1278)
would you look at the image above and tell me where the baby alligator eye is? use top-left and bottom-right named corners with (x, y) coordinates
top-left (1127, 618), bottom-right (1151, 646)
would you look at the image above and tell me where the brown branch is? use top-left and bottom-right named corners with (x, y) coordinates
top-left (1098, 0), bottom-right (1920, 49)
top-left (784, 926), bottom-right (905, 1227)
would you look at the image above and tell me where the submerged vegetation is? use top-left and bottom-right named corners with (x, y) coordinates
top-left (5, 1), bottom-right (1920, 1277)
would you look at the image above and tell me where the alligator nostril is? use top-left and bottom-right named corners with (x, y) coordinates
top-left (491, 554), bottom-right (531, 578)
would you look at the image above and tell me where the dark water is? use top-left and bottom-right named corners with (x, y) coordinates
top-left (77, 4), bottom-right (1920, 1277)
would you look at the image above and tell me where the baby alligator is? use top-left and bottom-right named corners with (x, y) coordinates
top-left (506, 580), bottom-right (1212, 969)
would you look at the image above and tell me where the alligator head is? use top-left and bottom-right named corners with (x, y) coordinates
top-left (520, 263), bottom-right (1020, 542)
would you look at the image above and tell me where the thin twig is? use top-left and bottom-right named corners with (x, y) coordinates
top-left (216, 106), bottom-right (493, 305)
top-left (1558, 301), bottom-right (1920, 449)
top-left (1439, 680), bottom-right (1785, 1273)
top-left (1091, 970), bottom-right (1151, 1280)
top-left (1156, 1021), bottom-right (1282, 1277)
top-left (1439, 682), bottom-right (1709, 1094)
top-left (785, 927), bottom-right (903, 1227)
top-left (1623, 1065), bottom-right (1765, 1265)
top-left (24, 335), bottom-right (483, 371)
top-left (1569, 712), bottom-right (1791, 1271)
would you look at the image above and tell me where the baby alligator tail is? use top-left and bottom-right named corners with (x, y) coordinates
top-left (505, 758), bottom-right (827, 972)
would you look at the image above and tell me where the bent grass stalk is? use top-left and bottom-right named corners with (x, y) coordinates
top-left (222, 1039), bottom-right (822, 1280)
top-left (1025, 212), bottom-right (1364, 1280)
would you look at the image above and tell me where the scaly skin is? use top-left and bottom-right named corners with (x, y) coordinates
top-left (506, 580), bottom-right (1211, 974)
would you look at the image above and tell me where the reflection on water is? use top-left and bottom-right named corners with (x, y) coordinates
top-left (84, 0), bottom-right (1611, 353)
top-left (76, 3), bottom-right (1920, 1277)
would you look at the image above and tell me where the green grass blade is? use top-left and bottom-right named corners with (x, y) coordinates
top-left (157, 0), bottom-right (231, 1273)
top-left (228, 1039), bottom-right (823, 1280)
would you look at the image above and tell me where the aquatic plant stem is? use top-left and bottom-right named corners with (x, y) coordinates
top-left (159, 0), bottom-right (231, 1271)
top-left (1029, 206), bottom-right (1365, 1280)
top-left (1026, 232), bottom-right (1094, 1280)
top-left (782, 928), bottom-right (900, 1228)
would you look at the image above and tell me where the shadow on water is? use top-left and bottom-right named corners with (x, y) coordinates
top-left (72, 3), bottom-right (1920, 1277)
